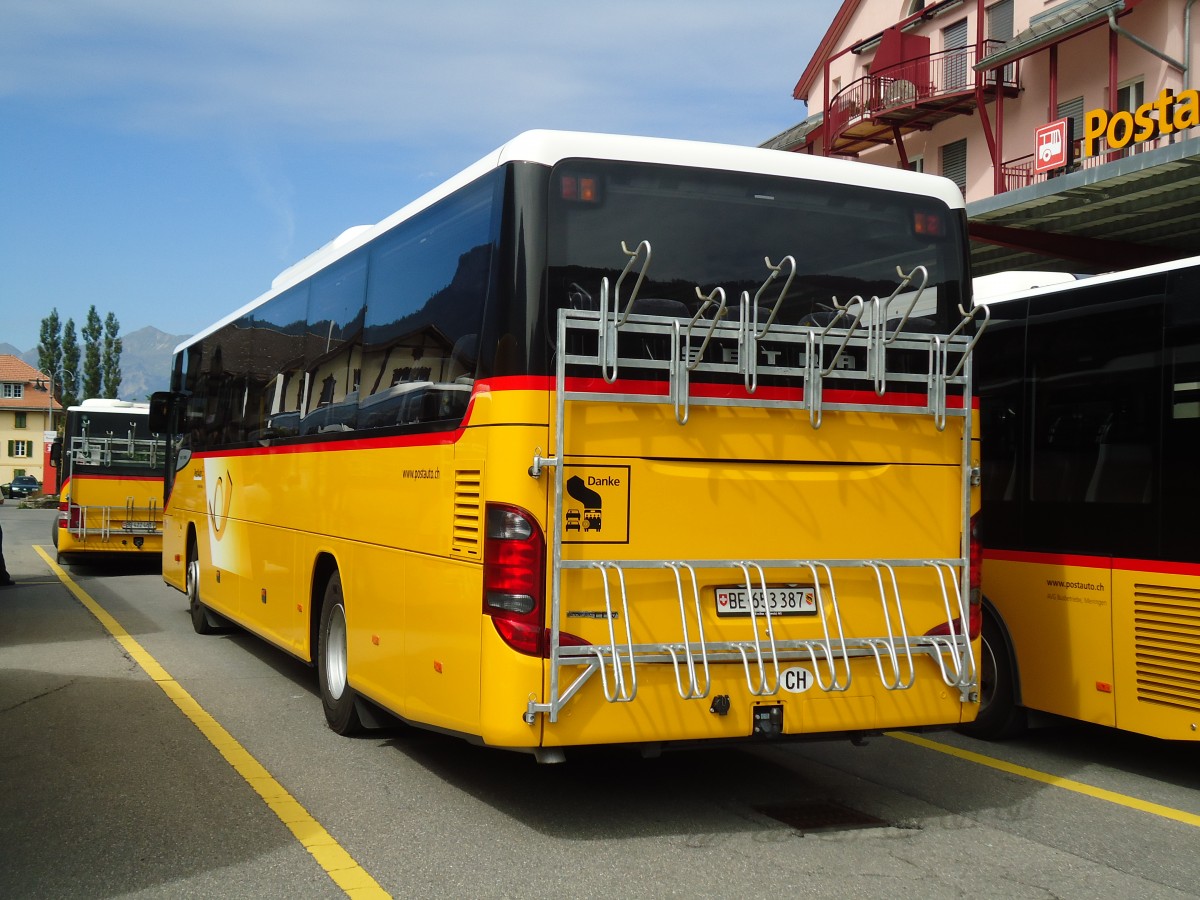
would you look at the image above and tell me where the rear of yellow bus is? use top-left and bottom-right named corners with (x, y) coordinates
top-left (55, 406), bottom-right (164, 560)
top-left (473, 152), bottom-right (982, 756)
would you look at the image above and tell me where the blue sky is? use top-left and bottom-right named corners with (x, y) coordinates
top-left (0, 0), bottom-right (838, 352)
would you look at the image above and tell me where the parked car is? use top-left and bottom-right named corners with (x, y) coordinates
top-left (1, 475), bottom-right (41, 499)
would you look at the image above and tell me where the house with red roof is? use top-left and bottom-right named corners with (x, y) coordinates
top-left (0, 354), bottom-right (61, 490)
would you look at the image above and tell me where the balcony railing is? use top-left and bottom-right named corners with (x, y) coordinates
top-left (1000, 133), bottom-right (1172, 192)
top-left (826, 41), bottom-right (1017, 151)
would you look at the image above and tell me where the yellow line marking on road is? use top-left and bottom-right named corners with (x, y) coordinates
top-left (889, 730), bottom-right (1200, 828)
top-left (35, 546), bottom-right (391, 899)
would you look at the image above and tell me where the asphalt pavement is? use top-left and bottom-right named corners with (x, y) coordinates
top-left (0, 504), bottom-right (340, 899)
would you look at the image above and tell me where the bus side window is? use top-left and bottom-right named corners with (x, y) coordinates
top-left (1023, 280), bottom-right (1162, 557)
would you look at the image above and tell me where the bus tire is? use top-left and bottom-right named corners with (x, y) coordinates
top-left (188, 540), bottom-right (225, 635)
top-left (959, 611), bottom-right (1026, 740)
top-left (317, 571), bottom-right (363, 736)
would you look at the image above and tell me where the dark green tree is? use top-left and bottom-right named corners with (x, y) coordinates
top-left (61, 319), bottom-right (81, 410)
top-left (37, 309), bottom-right (63, 389)
top-left (102, 312), bottom-right (123, 399)
top-left (82, 305), bottom-right (103, 399)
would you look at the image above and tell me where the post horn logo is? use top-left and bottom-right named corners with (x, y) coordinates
top-left (208, 471), bottom-right (233, 540)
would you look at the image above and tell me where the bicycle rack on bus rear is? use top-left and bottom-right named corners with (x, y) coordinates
top-left (66, 435), bottom-right (166, 542)
top-left (526, 247), bottom-right (988, 725)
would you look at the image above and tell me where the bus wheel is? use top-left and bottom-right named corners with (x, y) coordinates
top-left (959, 612), bottom-right (1026, 740)
top-left (317, 571), bottom-right (363, 736)
top-left (188, 542), bottom-right (223, 635)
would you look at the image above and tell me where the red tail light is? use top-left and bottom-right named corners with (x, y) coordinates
top-left (925, 513), bottom-right (982, 640)
top-left (483, 504), bottom-right (548, 656)
top-left (58, 501), bottom-right (78, 530)
top-left (482, 503), bottom-right (591, 658)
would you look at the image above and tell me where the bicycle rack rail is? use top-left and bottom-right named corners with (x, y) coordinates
top-left (65, 434), bottom-right (165, 544)
top-left (526, 244), bottom-right (988, 725)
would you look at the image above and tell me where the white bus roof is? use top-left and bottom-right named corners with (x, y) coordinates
top-left (975, 253), bottom-right (1200, 306)
top-left (180, 130), bottom-right (967, 354)
top-left (68, 399), bottom-right (150, 414)
top-left (972, 271), bottom-right (1079, 303)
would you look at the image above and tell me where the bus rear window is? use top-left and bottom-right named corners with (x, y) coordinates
top-left (547, 160), bottom-right (965, 331)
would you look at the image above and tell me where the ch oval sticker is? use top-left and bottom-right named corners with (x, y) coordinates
top-left (780, 666), bottom-right (815, 694)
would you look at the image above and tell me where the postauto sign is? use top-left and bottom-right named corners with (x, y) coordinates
top-left (1082, 87), bottom-right (1200, 157)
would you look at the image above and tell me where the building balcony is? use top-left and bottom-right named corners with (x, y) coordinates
top-left (1000, 133), bottom-right (1176, 192)
top-left (826, 41), bottom-right (1019, 157)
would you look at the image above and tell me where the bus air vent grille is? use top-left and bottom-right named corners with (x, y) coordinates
top-left (1132, 583), bottom-right (1200, 712)
top-left (452, 469), bottom-right (482, 557)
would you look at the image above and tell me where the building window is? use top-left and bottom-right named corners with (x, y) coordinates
top-left (1057, 96), bottom-right (1085, 143)
top-left (2, 383), bottom-right (23, 400)
top-left (1117, 79), bottom-right (1145, 113)
top-left (14, 413), bottom-right (26, 429)
top-left (988, 0), bottom-right (1015, 85)
top-left (8, 440), bottom-right (32, 458)
top-left (908, 156), bottom-right (925, 173)
top-left (941, 139), bottom-right (967, 194)
top-left (943, 19), bottom-right (969, 90)
top-left (987, 0), bottom-right (1014, 40)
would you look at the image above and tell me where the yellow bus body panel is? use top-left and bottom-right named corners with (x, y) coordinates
top-left (163, 386), bottom-right (977, 749)
top-left (57, 474), bottom-right (164, 557)
top-left (983, 555), bottom-right (1116, 727)
top-left (987, 553), bottom-right (1200, 739)
top-left (1111, 565), bottom-right (1200, 740)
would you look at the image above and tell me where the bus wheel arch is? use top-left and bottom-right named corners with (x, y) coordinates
top-left (315, 562), bottom-right (364, 736)
top-left (187, 527), bottom-right (227, 635)
top-left (960, 600), bottom-right (1027, 740)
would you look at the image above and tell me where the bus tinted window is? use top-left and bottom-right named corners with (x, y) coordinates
top-left (360, 173), bottom-right (500, 430)
top-left (180, 173), bottom-right (501, 449)
top-left (301, 251), bottom-right (368, 435)
top-left (546, 160), bottom-right (966, 332)
top-left (1004, 276), bottom-right (1163, 558)
top-left (68, 409), bottom-right (163, 474)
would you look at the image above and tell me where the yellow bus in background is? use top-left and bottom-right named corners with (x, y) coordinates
top-left (970, 255), bottom-right (1200, 741)
top-left (152, 131), bottom-right (986, 761)
top-left (52, 399), bottom-right (165, 562)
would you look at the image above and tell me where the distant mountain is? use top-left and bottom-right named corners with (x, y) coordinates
top-left (116, 327), bottom-right (189, 400)
top-left (12, 326), bottom-right (189, 402)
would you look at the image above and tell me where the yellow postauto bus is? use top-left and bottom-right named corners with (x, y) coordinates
top-left (52, 399), bottom-right (165, 561)
top-left (971, 255), bottom-right (1200, 741)
top-left (151, 131), bottom-right (986, 760)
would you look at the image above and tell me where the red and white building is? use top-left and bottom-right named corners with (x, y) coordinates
top-left (0, 355), bottom-right (62, 490)
top-left (766, 0), bottom-right (1200, 276)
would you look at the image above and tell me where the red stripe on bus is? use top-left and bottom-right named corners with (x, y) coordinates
top-left (486, 375), bottom-right (971, 408)
top-left (985, 548), bottom-right (1200, 578)
top-left (983, 548), bottom-right (1111, 568)
top-left (190, 376), bottom-right (973, 460)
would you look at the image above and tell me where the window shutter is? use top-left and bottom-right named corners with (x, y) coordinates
top-left (988, 0), bottom-right (1014, 42)
top-left (1057, 96), bottom-right (1085, 143)
top-left (941, 139), bottom-right (968, 195)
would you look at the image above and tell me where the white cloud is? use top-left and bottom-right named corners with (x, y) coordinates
top-left (0, 0), bottom-right (833, 147)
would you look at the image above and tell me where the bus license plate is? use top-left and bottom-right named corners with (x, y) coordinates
top-left (122, 521), bottom-right (157, 533)
top-left (715, 585), bottom-right (817, 617)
